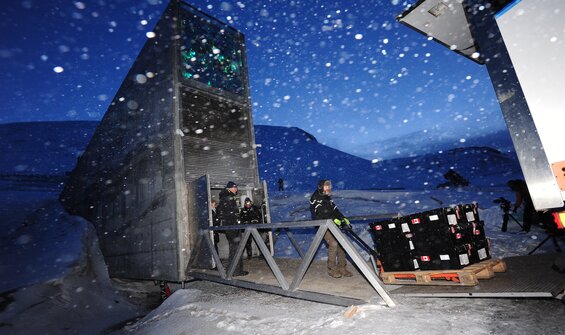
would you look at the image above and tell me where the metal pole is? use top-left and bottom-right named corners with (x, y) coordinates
top-left (286, 229), bottom-right (306, 258)
top-left (289, 225), bottom-right (327, 291)
top-left (251, 229), bottom-right (289, 290)
top-left (202, 231), bottom-right (226, 278)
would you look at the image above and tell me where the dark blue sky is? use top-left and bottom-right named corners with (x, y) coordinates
top-left (0, 0), bottom-right (506, 154)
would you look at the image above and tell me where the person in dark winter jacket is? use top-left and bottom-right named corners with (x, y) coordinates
top-left (240, 197), bottom-right (264, 259)
top-left (507, 179), bottom-right (536, 232)
top-left (310, 179), bottom-right (353, 278)
top-left (277, 178), bottom-right (284, 191)
top-left (217, 181), bottom-right (248, 276)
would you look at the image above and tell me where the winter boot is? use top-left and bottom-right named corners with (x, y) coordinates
top-left (328, 268), bottom-right (342, 278)
top-left (339, 268), bottom-right (353, 277)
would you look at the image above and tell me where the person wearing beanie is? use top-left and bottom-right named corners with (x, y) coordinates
top-left (309, 179), bottom-right (353, 278)
top-left (507, 179), bottom-right (535, 232)
top-left (217, 181), bottom-right (248, 276)
top-left (240, 197), bottom-right (264, 259)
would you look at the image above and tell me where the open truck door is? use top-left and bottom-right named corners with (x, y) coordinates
top-left (397, 0), bottom-right (565, 212)
top-left (391, 0), bottom-right (565, 299)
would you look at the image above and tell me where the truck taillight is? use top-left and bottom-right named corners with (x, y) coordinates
top-left (551, 212), bottom-right (565, 230)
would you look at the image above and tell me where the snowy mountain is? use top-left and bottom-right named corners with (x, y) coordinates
top-left (255, 125), bottom-right (382, 191)
top-left (254, 125), bottom-right (522, 191)
top-left (343, 128), bottom-right (517, 161)
top-left (0, 121), bottom-right (97, 177)
top-left (370, 146), bottom-right (523, 190)
top-left (0, 121), bottom-right (523, 191)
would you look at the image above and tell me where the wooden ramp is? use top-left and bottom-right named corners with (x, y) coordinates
top-left (388, 253), bottom-right (565, 298)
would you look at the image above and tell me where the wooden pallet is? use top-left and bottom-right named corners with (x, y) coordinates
top-left (380, 259), bottom-right (507, 286)
top-left (463, 258), bottom-right (506, 279)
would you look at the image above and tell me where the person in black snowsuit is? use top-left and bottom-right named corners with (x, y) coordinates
top-left (217, 181), bottom-right (248, 276)
top-left (507, 179), bottom-right (536, 232)
top-left (277, 178), bottom-right (284, 191)
top-left (240, 197), bottom-right (264, 259)
top-left (310, 179), bottom-right (353, 278)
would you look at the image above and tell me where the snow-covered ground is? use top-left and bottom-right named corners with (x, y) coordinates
top-left (1, 179), bottom-right (563, 335)
top-left (0, 122), bottom-right (563, 334)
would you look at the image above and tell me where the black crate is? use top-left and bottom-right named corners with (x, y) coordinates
top-left (408, 210), bottom-right (453, 254)
top-left (463, 203), bottom-right (480, 222)
top-left (369, 219), bottom-right (410, 254)
top-left (416, 244), bottom-right (470, 270)
top-left (368, 204), bottom-right (487, 271)
top-left (444, 205), bottom-right (466, 225)
top-left (467, 238), bottom-right (491, 263)
top-left (469, 220), bottom-right (486, 241)
top-left (379, 251), bottom-right (420, 272)
top-left (448, 222), bottom-right (472, 245)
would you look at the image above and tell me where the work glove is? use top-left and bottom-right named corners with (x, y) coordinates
top-left (333, 218), bottom-right (352, 231)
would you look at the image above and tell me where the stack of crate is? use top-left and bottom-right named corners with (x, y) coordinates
top-left (369, 204), bottom-right (490, 272)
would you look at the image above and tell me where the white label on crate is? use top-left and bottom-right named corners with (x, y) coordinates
top-left (401, 223), bottom-right (410, 233)
top-left (459, 254), bottom-right (470, 266)
top-left (388, 223), bottom-right (396, 229)
top-left (413, 259), bottom-right (420, 269)
top-left (447, 214), bottom-right (458, 226)
top-left (429, 214), bottom-right (439, 221)
top-left (478, 248), bottom-right (487, 260)
top-left (439, 254), bottom-right (450, 261)
top-left (466, 212), bottom-right (475, 222)
top-left (409, 240), bottom-right (415, 250)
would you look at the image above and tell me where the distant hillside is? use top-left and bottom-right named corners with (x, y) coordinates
top-left (0, 121), bottom-right (523, 190)
top-left (255, 125), bottom-right (382, 191)
top-left (0, 121), bottom-right (98, 176)
top-left (370, 146), bottom-right (523, 189)
top-left (345, 129), bottom-right (516, 160)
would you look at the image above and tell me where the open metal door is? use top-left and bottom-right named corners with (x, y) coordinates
top-left (186, 174), bottom-right (214, 270)
top-left (261, 180), bottom-right (274, 255)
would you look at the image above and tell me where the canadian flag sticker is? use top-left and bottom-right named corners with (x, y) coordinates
top-left (374, 225), bottom-right (382, 231)
top-left (420, 255), bottom-right (430, 262)
top-left (411, 218), bottom-right (421, 224)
